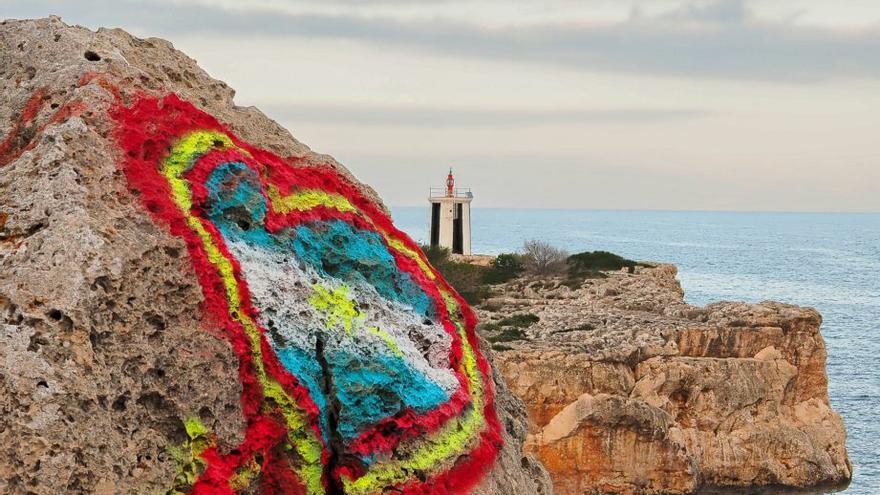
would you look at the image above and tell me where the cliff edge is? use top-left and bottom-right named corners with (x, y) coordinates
top-left (0, 17), bottom-right (550, 495)
top-left (480, 264), bottom-right (851, 494)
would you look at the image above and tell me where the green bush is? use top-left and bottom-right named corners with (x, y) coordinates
top-left (529, 280), bottom-right (556, 290)
top-left (438, 261), bottom-right (490, 304)
top-left (487, 327), bottom-right (527, 343)
top-left (419, 244), bottom-right (490, 304)
top-left (420, 244), bottom-right (450, 267)
top-left (554, 323), bottom-right (596, 334)
top-left (496, 313), bottom-right (539, 328)
top-left (480, 313), bottom-right (538, 344)
top-left (479, 322), bottom-right (500, 333)
top-left (567, 250), bottom-right (641, 278)
top-left (483, 253), bottom-right (524, 284)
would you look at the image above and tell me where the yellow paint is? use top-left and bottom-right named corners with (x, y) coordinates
top-left (166, 417), bottom-right (213, 493)
top-left (385, 235), bottom-right (437, 280)
top-left (269, 185), bottom-right (356, 214)
top-left (184, 417), bottom-right (208, 440)
top-left (310, 285), bottom-right (404, 358)
top-left (309, 284), bottom-right (362, 334)
top-left (366, 326), bottom-right (403, 358)
top-left (164, 131), bottom-right (236, 212)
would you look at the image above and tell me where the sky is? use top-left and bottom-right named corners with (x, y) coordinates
top-left (3, 0), bottom-right (880, 211)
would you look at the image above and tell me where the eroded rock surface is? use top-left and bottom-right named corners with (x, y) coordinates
top-left (0, 17), bottom-right (550, 495)
top-left (480, 265), bottom-right (851, 494)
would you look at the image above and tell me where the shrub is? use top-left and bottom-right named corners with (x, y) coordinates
top-left (438, 261), bottom-right (490, 304)
top-left (496, 313), bottom-right (539, 328)
top-left (478, 322), bottom-right (500, 333)
top-left (419, 244), bottom-right (489, 304)
top-left (567, 250), bottom-right (641, 278)
top-left (529, 280), bottom-right (547, 289)
top-left (487, 327), bottom-right (527, 343)
top-left (554, 323), bottom-right (596, 334)
top-left (491, 344), bottom-right (514, 352)
top-left (483, 253), bottom-right (524, 284)
top-left (420, 244), bottom-right (450, 268)
top-left (521, 239), bottom-right (568, 275)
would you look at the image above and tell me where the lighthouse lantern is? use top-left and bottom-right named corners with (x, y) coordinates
top-left (446, 168), bottom-right (455, 197)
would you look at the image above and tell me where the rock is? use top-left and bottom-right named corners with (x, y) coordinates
top-left (480, 266), bottom-right (851, 494)
top-left (0, 17), bottom-right (550, 495)
top-left (529, 393), bottom-right (698, 495)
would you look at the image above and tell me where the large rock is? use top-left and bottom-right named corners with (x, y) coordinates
top-left (0, 17), bottom-right (550, 495)
top-left (481, 265), bottom-right (851, 494)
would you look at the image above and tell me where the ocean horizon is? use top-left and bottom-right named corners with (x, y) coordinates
top-left (392, 207), bottom-right (879, 494)
top-left (392, 207), bottom-right (880, 214)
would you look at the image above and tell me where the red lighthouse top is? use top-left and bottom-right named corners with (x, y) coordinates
top-left (446, 168), bottom-right (455, 197)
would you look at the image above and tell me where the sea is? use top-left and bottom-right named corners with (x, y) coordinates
top-left (391, 208), bottom-right (879, 494)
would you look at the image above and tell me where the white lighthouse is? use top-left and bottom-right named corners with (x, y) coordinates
top-left (429, 169), bottom-right (472, 255)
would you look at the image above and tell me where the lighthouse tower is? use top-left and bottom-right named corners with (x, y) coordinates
top-left (429, 169), bottom-right (472, 255)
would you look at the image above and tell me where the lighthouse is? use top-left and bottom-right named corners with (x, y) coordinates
top-left (429, 169), bottom-right (473, 255)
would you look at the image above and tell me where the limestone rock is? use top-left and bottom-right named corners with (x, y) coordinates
top-left (0, 17), bottom-right (550, 495)
top-left (481, 265), bottom-right (851, 494)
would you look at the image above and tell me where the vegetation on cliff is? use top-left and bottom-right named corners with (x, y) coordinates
top-left (420, 240), bottom-right (645, 304)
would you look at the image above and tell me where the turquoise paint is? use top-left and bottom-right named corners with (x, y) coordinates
top-left (274, 344), bottom-right (331, 441)
top-left (291, 220), bottom-right (434, 317)
top-left (204, 161), bottom-right (276, 247)
top-left (329, 350), bottom-right (449, 441)
top-left (275, 339), bottom-right (450, 445)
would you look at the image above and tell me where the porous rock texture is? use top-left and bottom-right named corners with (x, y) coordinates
top-left (479, 265), bottom-right (851, 494)
top-left (0, 17), bottom-right (551, 495)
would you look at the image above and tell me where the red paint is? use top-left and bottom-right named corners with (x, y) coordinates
top-left (0, 87), bottom-right (90, 168)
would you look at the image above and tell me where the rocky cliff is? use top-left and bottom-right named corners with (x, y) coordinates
top-left (480, 264), bottom-right (851, 494)
top-left (0, 17), bottom-right (551, 495)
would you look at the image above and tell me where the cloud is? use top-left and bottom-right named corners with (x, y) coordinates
top-left (3, 0), bottom-right (880, 81)
top-left (659, 0), bottom-right (750, 24)
top-left (262, 103), bottom-right (714, 126)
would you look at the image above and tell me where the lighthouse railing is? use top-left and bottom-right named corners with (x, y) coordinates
top-left (429, 187), bottom-right (471, 198)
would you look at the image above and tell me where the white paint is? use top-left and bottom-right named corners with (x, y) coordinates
top-left (226, 239), bottom-right (459, 395)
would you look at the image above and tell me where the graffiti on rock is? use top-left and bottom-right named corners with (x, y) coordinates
top-left (112, 94), bottom-right (502, 495)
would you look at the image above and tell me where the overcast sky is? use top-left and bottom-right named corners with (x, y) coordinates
top-left (4, 0), bottom-right (880, 211)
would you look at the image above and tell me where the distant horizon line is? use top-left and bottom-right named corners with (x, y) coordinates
top-left (389, 205), bottom-right (880, 214)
